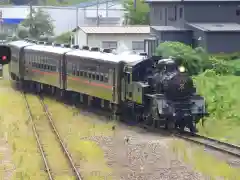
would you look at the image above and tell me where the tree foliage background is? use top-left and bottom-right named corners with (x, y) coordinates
top-left (17, 8), bottom-right (54, 40)
top-left (155, 42), bottom-right (236, 76)
top-left (123, 0), bottom-right (150, 25)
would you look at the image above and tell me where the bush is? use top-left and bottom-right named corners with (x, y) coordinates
top-left (194, 73), bottom-right (240, 143)
top-left (17, 26), bottom-right (29, 39)
top-left (156, 42), bottom-right (209, 75)
top-left (54, 31), bottom-right (73, 44)
top-left (0, 32), bottom-right (8, 40)
top-left (155, 42), bottom-right (238, 76)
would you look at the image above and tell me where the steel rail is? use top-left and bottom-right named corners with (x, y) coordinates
top-left (175, 132), bottom-right (240, 157)
top-left (22, 92), bottom-right (54, 180)
top-left (38, 95), bottom-right (82, 180)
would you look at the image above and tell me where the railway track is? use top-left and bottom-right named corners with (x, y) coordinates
top-left (23, 92), bottom-right (82, 180)
top-left (175, 132), bottom-right (240, 157)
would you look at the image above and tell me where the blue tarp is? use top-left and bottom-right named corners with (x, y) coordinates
top-left (2, 18), bottom-right (25, 24)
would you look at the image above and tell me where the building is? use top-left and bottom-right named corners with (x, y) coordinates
top-left (145, 0), bottom-right (240, 53)
top-left (73, 0), bottom-right (125, 26)
top-left (0, 1), bottom-right (124, 36)
top-left (72, 26), bottom-right (151, 52)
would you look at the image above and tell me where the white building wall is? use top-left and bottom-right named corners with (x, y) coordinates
top-left (75, 29), bottom-right (87, 46)
top-left (0, 5), bottom-right (124, 35)
top-left (81, 33), bottom-right (151, 52)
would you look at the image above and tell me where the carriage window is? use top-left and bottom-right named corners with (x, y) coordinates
top-left (100, 75), bottom-right (103, 81)
top-left (92, 73), bottom-right (96, 80)
top-left (96, 74), bottom-right (100, 80)
top-left (129, 92), bottom-right (132, 97)
top-left (104, 74), bottom-right (109, 83)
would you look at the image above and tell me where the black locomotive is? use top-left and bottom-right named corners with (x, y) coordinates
top-left (8, 40), bottom-right (207, 133)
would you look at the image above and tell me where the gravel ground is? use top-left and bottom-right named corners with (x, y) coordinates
top-left (0, 135), bottom-right (15, 180)
top-left (0, 86), bottom-right (15, 180)
top-left (81, 116), bottom-right (207, 180)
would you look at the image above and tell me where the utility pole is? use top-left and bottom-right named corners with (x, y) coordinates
top-left (29, 1), bottom-right (33, 37)
top-left (75, 7), bottom-right (78, 45)
top-left (96, 0), bottom-right (99, 26)
top-left (134, 0), bottom-right (136, 11)
top-left (0, 10), bottom-right (3, 33)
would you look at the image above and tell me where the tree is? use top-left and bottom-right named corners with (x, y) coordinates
top-left (155, 41), bottom-right (236, 76)
top-left (19, 8), bottom-right (54, 39)
top-left (54, 31), bottom-right (73, 44)
top-left (123, 0), bottom-right (150, 25)
top-left (17, 25), bottom-right (29, 39)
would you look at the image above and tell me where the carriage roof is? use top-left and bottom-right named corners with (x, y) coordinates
top-left (24, 44), bottom-right (73, 54)
top-left (66, 49), bottom-right (147, 64)
top-left (8, 40), bottom-right (34, 48)
top-left (22, 43), bottom-right (147, 64)
top-left (66, 49), bottom-right (119, 63)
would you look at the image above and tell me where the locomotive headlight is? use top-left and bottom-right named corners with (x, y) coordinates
top-left (179, 66), bottom-right (186, 73)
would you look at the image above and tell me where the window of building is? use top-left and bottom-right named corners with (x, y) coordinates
top-left (132, 41), bottom-right (144, 51)
top-left (168, 6), bottom-right (177, 21)
top-left (179, 7), bottom-right (183, 18)
top-left (236, 9), bottom-right (240, 16)
top-left (102, 41), bottom-right (118, 49)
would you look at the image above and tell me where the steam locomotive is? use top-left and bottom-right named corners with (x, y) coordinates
top-left (8, 40), bottom-right (207, 133)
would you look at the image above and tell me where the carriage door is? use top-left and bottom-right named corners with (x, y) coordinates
top-left (122, 66), bottom-right (133, 101)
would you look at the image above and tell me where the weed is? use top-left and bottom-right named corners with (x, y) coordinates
top-left (0, 81), bottom-right (48, 179)
top-left (44, 98), bottom-right (114, 180)
top-left (194, 74), bottom-right (240, 145)
top-left (170, 139), bottom-right (240, 179)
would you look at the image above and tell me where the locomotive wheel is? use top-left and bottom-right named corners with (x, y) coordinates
top-left (165, 120), bottom-right (175, 131)
top-left (189, 122), bottom-right (198, 133)
top-left (143, 114), bottom-right (153, 126)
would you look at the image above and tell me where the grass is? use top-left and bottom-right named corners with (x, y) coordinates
top-left (44, 98), bottom-right (115, 180)
top-left (170, 139), bottom-right (240, 179)
top-left (194, 71), bottom-right (240, 145)
top-left (0, 67), bottom-right (48, 179)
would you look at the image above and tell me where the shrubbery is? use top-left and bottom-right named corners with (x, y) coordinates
top-left (155, 41), bottom-right (237, 76)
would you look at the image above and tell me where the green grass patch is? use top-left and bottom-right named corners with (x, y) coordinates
top-left (44, 98), bottom-right (114, 180)
top-left (170, 139), bottom-right (240, 179)
top-left (0, 79), bottom-right (48, 179)
top-left (194, 72), bottom-right (240, 144)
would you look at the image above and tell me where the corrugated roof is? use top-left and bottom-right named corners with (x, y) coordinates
top-left (145, 0), bottom-right (240, 2)
top-left (151, 26), bottom-right (189, 31)
top-left (187, 23), bottom-right (240, 32)
top-left (77, 26), bottom-right (150, 34)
